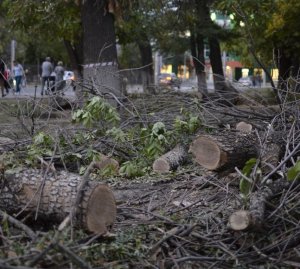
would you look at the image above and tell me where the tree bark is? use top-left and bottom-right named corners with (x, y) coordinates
top-left (208, 37), bottom-right (225, 92)
top-left (190, 32), bottom-right (207, 96)
top-left (1, 168), bottom-right (116, 234)
top-left (153, 145), bottom-right (188, 173)
top-left (81, 0), bottom-right (120, 96)
top-left (64, 39), bottom-right (83, 80)
top-left (189, 131), bottom-right (258, 172)
top-left (277, 47), bottom-right (291, 92)
top-left (138, 39), bottom-right (154, 87)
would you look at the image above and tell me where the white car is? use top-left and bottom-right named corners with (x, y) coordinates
top-left (63, 71), bottom-right (76, 90)
top-left (238, 76), bottom-right (252, 87)
top-left (63, 71), bottom-right (75, 82)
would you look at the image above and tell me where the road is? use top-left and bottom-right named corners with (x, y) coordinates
top-left (1, 79), bottom-right (260, 99)
top-left (126, 79), bottom-right (216, 94)
top-left (2, 83), bottom-right (76, 99)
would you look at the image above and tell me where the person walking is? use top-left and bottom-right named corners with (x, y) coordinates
top-left (0, 58), bottom-right (6, 97)
top-left (3, 67), bottom-right (11, 94)
top-left (12, 60), bottom-right (24, 95)
top-left (41, 57), bottom-right (53, 95)
top-left (54, 61), bottom-right (65, 93)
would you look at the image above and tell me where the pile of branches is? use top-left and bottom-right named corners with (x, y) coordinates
top-left (0, 80), bottom-right (300, 268)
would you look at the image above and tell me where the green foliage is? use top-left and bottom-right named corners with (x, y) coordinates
top-left (72, 131), bottom-right (96, 145)
top-left (106, 127), bottom-right (126, 143)
top-left (173, 110), bottom-right (201, 135)
top-left (119, 160), bottom-right (145, 178)
top-left (26, 130), bottom-right (100, 169)
top-left (1, 0), bottom-right (80, 64)
top-left (108, 110), bottom-right (201, 179)
top-left (1, 213), bottom-right (10, 236)
top-left (79, 148), bottom-right (117, 176)
top-left (3, 0), bottom-right (81, 43)
top-left (0, 152), bottom-right (18, 169)
top-left (72, 97), bottom-right (120, 128)
top-left (141, 122), bottom-right (169, 159)
top-left (239, 158), bottom-right (257, 197)
top-left (116, 121), bottom-right (174, 178)
top-left (99, 163), bottom-right (119, 178)
top-left (83, 226), bottom-right (149, 264)
top-left (26, 132), bottom-right (55, 164)
top-left (287, 160), bottom-right (300, 181)
top-left (216, 0), bottom-right (300, 66)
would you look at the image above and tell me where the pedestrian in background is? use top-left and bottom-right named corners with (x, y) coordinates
top-left (12, 60), bottom-right (24, 95)
top-left (0, 58), bottom-right (6, 97)
top-left (54, 61), bottom-right (65, 93)
top-left (41, 57), bottom-right (53, 95)
top-left (3, 67), bottom-right (11, 94)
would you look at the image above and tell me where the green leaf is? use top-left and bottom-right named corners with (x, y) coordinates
top-left (239, 177), bottom-right (252, 196)
top-left (242, 158), bottom-right (257, 176)
top-left (239, 158), bottom-right (256, 196)
top-left (287, 160), bottom-right (300, 181)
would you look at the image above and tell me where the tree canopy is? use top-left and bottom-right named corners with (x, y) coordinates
top-left (1, 0), bottom-right (300, 87)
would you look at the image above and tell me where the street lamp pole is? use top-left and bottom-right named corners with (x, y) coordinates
top-left (222, 51), bottom-right (226, 78)
top-left (11, 40), bottom-right (16, 70)
top-left (183, 52), bottom-right (187, 80)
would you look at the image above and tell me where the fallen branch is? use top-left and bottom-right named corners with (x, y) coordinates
top-left (0, 209), bottom-right (36, 240)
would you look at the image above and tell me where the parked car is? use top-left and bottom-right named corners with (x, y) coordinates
top-left (238, 76), bottom-right (252, 87)
top-left (158, 73), bottom-right (181, 89)
top-left (63, 71), bottom-right (75, 82)
top-left (63, 71), bottom-right (76, 90)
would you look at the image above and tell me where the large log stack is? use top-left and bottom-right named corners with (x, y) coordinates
top-left (1, 168), bottom-right (116, 234)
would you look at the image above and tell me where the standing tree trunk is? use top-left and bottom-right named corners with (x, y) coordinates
top-left (64, 39), bottom-right (83, 82)
top-left (291, 55), bottom-right (300, 92)
top-left (208, 37), bottom-right (225, 92)
top-left (81, 0), bottom-right (121, 97)
top-left (277, 47), bottom-right (291, 93)
top-left (138, 39), bottom-right (154, 87)
top-left (190, 32), bottom-right (207, 96)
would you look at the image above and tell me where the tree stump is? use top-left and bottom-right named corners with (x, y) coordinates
top-left (189, 131), bottom-right (258, 172)
top-left (153, 144), bottom-right (188, 173)
top-left (1, 168), bottom-right (116, 234)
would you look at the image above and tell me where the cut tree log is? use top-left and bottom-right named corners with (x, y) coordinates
top-left (228, 179), bottom-right (292, 231)
top-left (153, 144), bottom-right (188, 173)
top-left (94, 153), bottom-right (119, 173)
top-left (235, 121), bottom-right (252, 133)
top-left (1, 168), bottom-right (116, 234)
top-left (189, 131), bottom-right (258, 172)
